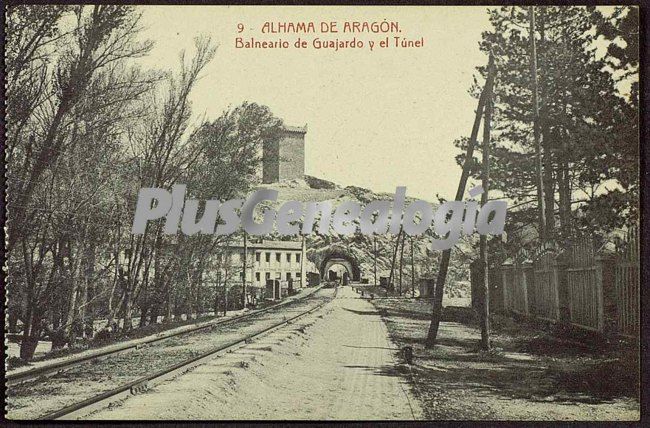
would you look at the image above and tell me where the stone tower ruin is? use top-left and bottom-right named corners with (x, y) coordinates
top-left (262, 125), bottom-right (307, 184)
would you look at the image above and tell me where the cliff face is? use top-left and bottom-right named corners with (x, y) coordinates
top-left (252, 176), bottom-right (474, 294)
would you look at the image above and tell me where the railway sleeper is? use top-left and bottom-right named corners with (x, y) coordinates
top-left (130, 381), bottom-right (149, 395)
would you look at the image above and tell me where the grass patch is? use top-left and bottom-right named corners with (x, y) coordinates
top-left (371, 296), bottom-right (639, 420)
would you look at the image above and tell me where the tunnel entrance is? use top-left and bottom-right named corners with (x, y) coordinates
top-left (326, 263), bottom-right (351, 284)
top-left (319, 251), bottom-right (361, 282)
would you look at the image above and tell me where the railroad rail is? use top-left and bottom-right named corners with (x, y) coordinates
top-left (37, 291), bottom-right (334, 420)
top-left (7, 284), bottom-right (326, 387)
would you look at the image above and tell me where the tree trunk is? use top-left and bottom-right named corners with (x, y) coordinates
top-left (214, 273), bottom-right (221, 315)
top-left (106, 231), bottom-right (121, 331)
top-left (426, 55), bottom-right (496, 348)
top-left (139, 264), bottom-right (150, 327)
top-left (529, 6), bottom-right (547, 243)
top-left (81, 242), bottom-right (96, 338)
top-left (139, 303), bottom-right (149, 327)
top-left (150, 303), bottom-right (160, 325)
top-left (558, 101), bottom-right (572, 239)
top-left (20, 310), bottom-right (44, 361)
top-left (62, 238), bottom-right (79, 344)
top-left (479, 77), bottom-right (493, 351)
top-left (543, 148), bottom-right (556, 238)
top-left (165, 282), bottom-right (173, 323)
top-left (122, 287), bottom-right (133, 332)
top-left (188, 269), bottom-right (196, 319)
top-left (538, 8), bottom-right (556, 240)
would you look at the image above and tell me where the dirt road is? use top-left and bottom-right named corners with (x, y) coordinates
top-left (88, 286), bottom-right (421, 420)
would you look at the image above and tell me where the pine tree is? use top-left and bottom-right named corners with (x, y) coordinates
top-left (458, 6), bottom-right (638, 250)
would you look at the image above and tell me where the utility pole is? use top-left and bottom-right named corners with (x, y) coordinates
top-left (388, 226), bottom-right (403, 291)
top-left (479, 69), bottom-right (493, 351)
top-left (301, 235), bottom-right (306, 287)
top-left (373, 236), bottom-right (378, 287)
top-left (529, 5), bottom-right (547, 243)
top-left (242, 232), bottom-right (247, 309)
top-left (411, 237), bottom-right (416, 298)
top-left (426, 54), bottom-right (496, 348)
top-left (223, 265), bottom-right (229, 317)
top-left (399, 234), bottom-right (405, 296)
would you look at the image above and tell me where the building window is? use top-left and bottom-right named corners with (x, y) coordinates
top-left (265, 272), bottom-right (271, 280)
top-left (286, 272), bottom-right (292, 281)
top-left (296, 254), bottom-right (301, 263)
top-left (265, 252), bottom-right (270, 263)
top-left (296, 272), bottom-right (301, 278)
top-left (256, 272), bottom-right (260, 281)
top-left (256, 253), bottom-right (260, 262)
top-left (287, 253), bottom-right (292, 262)
top-left (276, 253), bottom-right (281, 263)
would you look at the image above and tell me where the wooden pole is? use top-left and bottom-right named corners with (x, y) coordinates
top-left (242, 232), bottom-right (247, 309)
top-left (373, 236), bottom-right (378, 287)
top-left (223, 267), bottom-right (228, 317)
top-left (411, 237), bottom-right (416, 298)
top-left (388, 226), bottom-right (403, 291)
top-left (529, 6), bottom-right (547, 243)
top-left (301, 235), bottom-right (306, 287)
top-left (479, 72), bottom-right (493, 351)
top-left (425, 54), bottom-right (496, 348)
top-left (399, 233), bottom-right (405, 296)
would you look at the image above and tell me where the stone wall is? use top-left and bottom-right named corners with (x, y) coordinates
top-left (262, 138), bottom-right (280, 183)
top-left (278, 127), bottom-right (305, 181)
top-left (263, 125), bottom-right (306, 183)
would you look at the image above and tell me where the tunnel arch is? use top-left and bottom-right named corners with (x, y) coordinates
top-left (319, 250), bottom-right (361, 282)
top-left (323, 260), bottom-right (353, 279)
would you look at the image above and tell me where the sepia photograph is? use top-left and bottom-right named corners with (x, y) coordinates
top-left (2, 3), bottom-right (642, 422)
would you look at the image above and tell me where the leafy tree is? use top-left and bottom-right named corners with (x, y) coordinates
top-left (458, 6), bottom-right (638, 254)
top-left (6, 5), bottom-right (156, 359)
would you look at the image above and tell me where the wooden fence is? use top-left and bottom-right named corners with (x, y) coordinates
top-left (471, 228), bottom-right (639, 338)
top-left (566, 237), bottom-right (604, 331)
top-left (501, 258), bottom-right (530, 315)
top-left (614, 227), bottom-right (640, 337)
top-left (470, 259), bottom-right (504, 312)
top-left (531, 251), bottom-right (561, 321)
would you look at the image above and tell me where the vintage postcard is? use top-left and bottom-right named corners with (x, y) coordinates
top-left (3, 3), bottom-right (641, 422)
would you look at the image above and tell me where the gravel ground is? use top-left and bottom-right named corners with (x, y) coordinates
top-left (371, 298), bottom-right (640, 421)
top-left (5, 288), bottom-right (334, 420)
top-left (85, 285), bottom-right (421, 420)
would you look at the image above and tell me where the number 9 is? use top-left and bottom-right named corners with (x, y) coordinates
top-left (237, 23), bottom-right (244, 33)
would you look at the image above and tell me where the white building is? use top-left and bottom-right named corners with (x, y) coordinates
top-left (218, 238), bottom-right (307, 301)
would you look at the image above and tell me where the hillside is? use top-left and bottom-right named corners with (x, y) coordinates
top-left (253, 176), bottom-right (475, 296)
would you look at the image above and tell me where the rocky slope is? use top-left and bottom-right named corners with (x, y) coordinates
top-left (253, 176), bottom-right (474, 295)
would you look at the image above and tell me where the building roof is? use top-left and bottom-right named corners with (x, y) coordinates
top-left (282, 125), bottom-right (307, 134)
top-left (227, 239), bottom-right (303, 251)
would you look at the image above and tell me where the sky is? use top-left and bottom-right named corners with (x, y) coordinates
top-left (134, 6), bottom-right (496, 200)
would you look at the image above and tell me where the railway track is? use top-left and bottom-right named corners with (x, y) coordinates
top-left (6, 287), bottom-right (336, 420)
top-left (7, 284), bottom-right (326, 388)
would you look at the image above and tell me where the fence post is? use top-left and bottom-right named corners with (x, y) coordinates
top-left (501, 262), bottom-right (513, 312)
top-left (555, 254), bottom-right (569, 323)
top-left (521, 261), bottom-right (531, 316)
top-left (595, 256), bottom-right (606, 332)
top-left (521, 260), bottom-right (537, 316)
